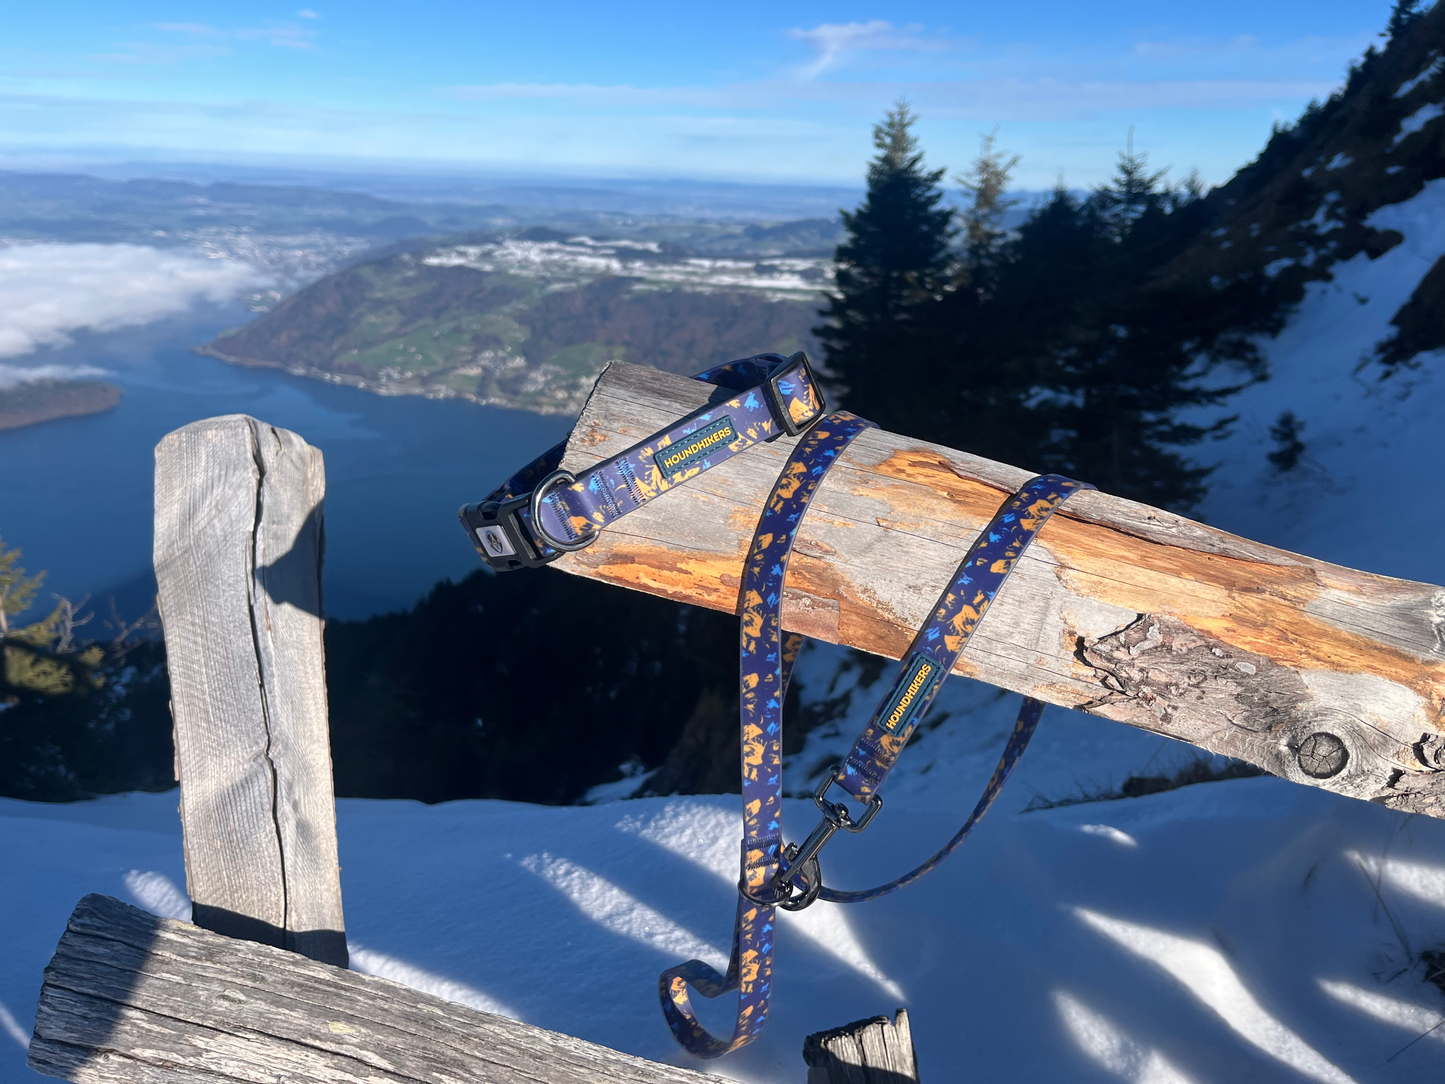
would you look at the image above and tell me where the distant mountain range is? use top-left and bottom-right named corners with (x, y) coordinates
top-left (0, 168), bottom-right (851, 288)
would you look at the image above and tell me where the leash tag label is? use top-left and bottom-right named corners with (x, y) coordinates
top-left (880, 655), bottom-right (941, 736)
top-left (476, 525), bottom-right (515, 557)
top-left (654, 416), bottom-right (738, 478)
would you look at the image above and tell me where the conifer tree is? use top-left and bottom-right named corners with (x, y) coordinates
top-left (958, 129), bottom-right (1020, 278)
top-left (1015, 148), bottom-right (1252, 510)
top-left (895, 131), bottom-right (1039, 460)
top-left (0, 536), bottom-right (44, 638)
top-left (817, 101), bottom-right (953, 411)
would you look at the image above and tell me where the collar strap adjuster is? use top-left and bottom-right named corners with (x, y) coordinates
top-left (763, 352), bottom-right (825, 438)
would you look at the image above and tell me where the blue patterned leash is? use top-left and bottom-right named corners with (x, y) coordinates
top-left (775, 473), bottom-right (1093, 908)
top-left (459, 352), bottom-right (826, 571)
top-left (659, 411), bottom-right (877, 1058)
top-left (660, 428), bottom-right (1092, 1056)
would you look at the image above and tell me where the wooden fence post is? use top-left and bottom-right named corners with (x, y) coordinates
top-left (803, 1010), bottom-right (921, 1083)
top-left (153, 414), bottom-right (346, 966)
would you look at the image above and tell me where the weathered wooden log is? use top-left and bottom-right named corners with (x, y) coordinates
top-left (154, 415), bottom-right (346, 965)
top-left (803, 1010), bottom-right (921, 1084)
top-left (554, 362), bottom-right (1445, 816)
top-left (28, 894), bottom-right (727, 1084)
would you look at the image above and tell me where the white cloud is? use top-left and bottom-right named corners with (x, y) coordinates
top-left (235, 24), bottom-right (317, 50)
top-left (447, 83), bottom-right (714, 106)
top-left (297, 9), bottom-right (320, 18)
top-left (786, 20), bottom-right (949, 79)
top-left (0, 363), bottom-right (109, 389)
top-left (155, 20), bottom-right (315, 51)
top-left (154, 22), bottom-right (222, 37)
top-left (0, 242), bottom-right (267, 360)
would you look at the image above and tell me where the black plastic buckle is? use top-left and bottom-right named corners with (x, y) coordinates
top-left (763, 351), bottom-right (826, 439)
top-left (459, 470), bottom-right (596, 572)
top-left (458, 493), bottom-right (553, 572)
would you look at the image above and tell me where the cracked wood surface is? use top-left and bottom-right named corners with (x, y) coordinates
top-left (28, 895), bottom-right (727, 1084)
top-left (154, 416), bottom-right (346, 964)
top-left (553, 362), bottom-right (1445, 817)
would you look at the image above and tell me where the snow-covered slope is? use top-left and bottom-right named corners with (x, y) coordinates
top-left (4, 778), bottom-right (1445, 1083)
top-left (1196, 177), bottom-right (1445, 583)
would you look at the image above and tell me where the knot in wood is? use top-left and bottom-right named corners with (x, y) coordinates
top-left (1297, 732), bottom-right (1348, 779)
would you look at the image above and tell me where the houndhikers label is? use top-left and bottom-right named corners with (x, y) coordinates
top-left (880, 655), bottom-right (941, 736)
top-left (654, 417), bottom-right (737, 478)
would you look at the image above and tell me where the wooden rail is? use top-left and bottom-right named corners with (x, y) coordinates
top-left (29, 894), bottom-right (729, 1084)
top-left (555, 362), bottom-right (1445, 817)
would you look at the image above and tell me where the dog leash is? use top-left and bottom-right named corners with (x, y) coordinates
top-left (660, 421), bottom-right (1092, 1056)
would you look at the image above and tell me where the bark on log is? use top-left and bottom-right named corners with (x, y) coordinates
top-left (554, 362), bottom-right (1445, 816)
top-left (154, 415), bottom-right (346, 965)
top-left (803, 1010), bottom-right (920, 1084)
top-left (28, 894), bottom-right (728, 1084)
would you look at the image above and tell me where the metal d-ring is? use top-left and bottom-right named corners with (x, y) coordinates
top-left (529, 470), bottom-right (598, 553)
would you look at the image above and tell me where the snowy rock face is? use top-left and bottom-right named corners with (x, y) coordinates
top-left (1197, 178), bottom-right (1445, 583)
top-left (1178, 8), bottom-right (1445, 583)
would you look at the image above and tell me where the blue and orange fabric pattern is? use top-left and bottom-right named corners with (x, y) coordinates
top-left (658, 411), bottom-right (876, 1058)
top-left (834, 474), bottom-right (1093, 803)
top-left (660, 457), bottom-right (1092, 1058)
top-left (530, 355), bottom-right (824, 549)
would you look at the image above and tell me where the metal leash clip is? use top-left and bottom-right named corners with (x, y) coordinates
top-left (741, 767), bottom-right (883, 912)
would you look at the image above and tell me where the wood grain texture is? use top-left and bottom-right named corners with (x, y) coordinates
top-left (28, 895), bottom-right (730, 1084)
top-left (154, 415), bottom-right (346, 965)
top-left (555, 363), bottom-right (1445, 816)
top-left (803, 1010), bottom-right (920, 1084)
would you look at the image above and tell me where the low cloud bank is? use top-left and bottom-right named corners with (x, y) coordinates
top-left (0, 362), bottom-right (110, 388)
top-left (0, 242), bottom-right (267, 360)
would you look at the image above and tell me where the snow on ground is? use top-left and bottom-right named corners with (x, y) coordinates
top-left (1196, 177), bottom-right (1445, 584)
top-left (5, 760), bottom-right (1445, 1082)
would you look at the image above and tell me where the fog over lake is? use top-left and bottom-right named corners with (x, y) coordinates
top-left (0, 304), bottom-right (568, 620)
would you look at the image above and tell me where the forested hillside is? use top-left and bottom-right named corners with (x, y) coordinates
top-left (822, 1), bottom-right (1443, 515)
top-left (199, 225), bottom-right (834, 414)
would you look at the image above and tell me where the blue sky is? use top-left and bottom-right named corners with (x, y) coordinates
top-left (0, 2), bottom-right (1403, 190)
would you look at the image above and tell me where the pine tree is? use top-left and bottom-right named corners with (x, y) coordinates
top-left (895, 131), bottom-right (1041, 461)
top-left (1385, 0), bottom-right (1423, 39)
top-left (0, 536), bottom-right (44, 638)
top-left (958, 128), bottom-right (1020, 278)
top-left (817, 101), bottom-right (953, 413)
top-left (1017, 148), bottom-right (1252, 510)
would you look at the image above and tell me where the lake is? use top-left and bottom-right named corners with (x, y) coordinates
top-left (0, 305), bottom-right (570, 620)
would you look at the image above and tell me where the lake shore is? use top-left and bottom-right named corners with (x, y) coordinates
top-left (0, 378), bottom-right (123, 431)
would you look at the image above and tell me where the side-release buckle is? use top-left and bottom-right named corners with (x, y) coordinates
top-left (763, 351), bottom-right (826, 439)
top-left (459, 470), bottom-right (598, 572)
top-left (459, 493), bottom-right (553, 572)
